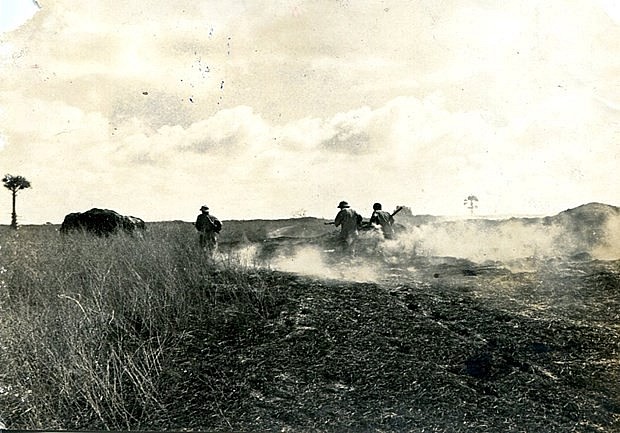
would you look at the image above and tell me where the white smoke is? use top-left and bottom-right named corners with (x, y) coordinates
top-left (270, 246), bottom-right (380, 283)
top-left (593, 215), bottom-right (620, 260)
top-left (386, 221), bottom-right (565, 263)
top-left (224, 214), bottom-right (620, 282)
top-left (384, 216), bottom-right (620, 264)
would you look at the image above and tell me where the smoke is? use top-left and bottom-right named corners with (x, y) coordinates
top-left (224, 214), bottom-right (620, 282)
top-left (224, 244), bottom-right (262, 268)
top-left (387, 220), bottom-right (565, 263)
top-left (592, 215), bottom-right (620, 260)
top-left (385, 216), bottom-right (620, 264)
top-left (269, 246), bottom-right (380, 283)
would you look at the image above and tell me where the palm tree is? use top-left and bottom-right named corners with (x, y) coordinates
top-left (463, 195), bottom-right (479, 215)
top-left (3, 174), bottom-right (31, 229)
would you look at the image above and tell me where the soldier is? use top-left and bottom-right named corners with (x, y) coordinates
top-left (369, 202), bottom-right (395, 239)
top-left (334, 200), bottom-right (363, 255)
top-left (195, 205), bottom-right (222, 254)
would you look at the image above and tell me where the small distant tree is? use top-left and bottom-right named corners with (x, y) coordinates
top-left (463, 195), bottom-right (478, 215)
top-left (3, 174), bottom-right (31, 229)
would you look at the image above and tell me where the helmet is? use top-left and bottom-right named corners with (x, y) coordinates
top-left (200, 205), bottom-right (209, 211)
top-left (373, 202), bottom-right (382, 210)
top-left (337, 201), bottom-right (350, 208)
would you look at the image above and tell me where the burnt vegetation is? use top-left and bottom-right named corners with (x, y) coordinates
top-left (0, 203), bottom-right (618, 431)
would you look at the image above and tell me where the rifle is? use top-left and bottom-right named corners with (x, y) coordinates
top-left (391, 206), bottom-right (404, 218)
top-left (371, 205), bottom-right (404, 219)
top-left (362, 206), bottom-right (404, 229)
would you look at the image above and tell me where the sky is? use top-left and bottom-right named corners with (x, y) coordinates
top-left (0, 0), bottom-right (619, 224)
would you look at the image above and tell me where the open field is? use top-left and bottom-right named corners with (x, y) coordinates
top-left (0, 203), bottom-right (619, 431)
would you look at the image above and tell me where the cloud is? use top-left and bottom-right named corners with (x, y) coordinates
top-left (0, 0), bottom-right (617, 224)
top-left (2, 77), bottom-right (618, 224)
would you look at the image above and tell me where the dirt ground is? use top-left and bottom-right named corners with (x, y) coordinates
top-left (157, 240), bottom-right (620, 432)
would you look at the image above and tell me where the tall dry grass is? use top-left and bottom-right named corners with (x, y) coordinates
top-left (0, 223), bottom-right (277, 429)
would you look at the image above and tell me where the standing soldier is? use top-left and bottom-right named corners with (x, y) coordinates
top-left (369, 202), bottom-right (395, 239)
top-left (195, 205), bottom-right (222, 254)
top-left (334, 200), bottom-right (363, 255)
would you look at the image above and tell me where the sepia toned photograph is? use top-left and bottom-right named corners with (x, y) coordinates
top-left (0, 0), bottom-right (619, 431)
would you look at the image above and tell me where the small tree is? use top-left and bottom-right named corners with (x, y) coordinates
top-left (3, 174), bottom-right (31, 229)
top-left (463, 195), bottom-right (478, 215)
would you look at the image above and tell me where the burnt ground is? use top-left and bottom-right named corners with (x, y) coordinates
top-left (154, 244), bottom-right (620, 432)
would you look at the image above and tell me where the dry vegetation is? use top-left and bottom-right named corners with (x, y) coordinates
top-left (0, 219), bottom-right (619, 432)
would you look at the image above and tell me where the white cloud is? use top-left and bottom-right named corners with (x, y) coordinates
top-left (0, 0), bottom-right (617, 224)
top-left (1, 80), bottom-right (618, 223)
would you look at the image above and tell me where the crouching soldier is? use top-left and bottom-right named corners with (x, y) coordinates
top-left (369, 202), bottom-right (395, 240)
top-left (195, 205), bottom-right (222, 254)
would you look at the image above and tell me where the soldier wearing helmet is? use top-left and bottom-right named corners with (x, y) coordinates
top-left (334, 201), bottom-right (363, 255)
top-left (369, 202), bottom-right (395, 239)
top-left (195, 205), bottom-right (222, 254)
